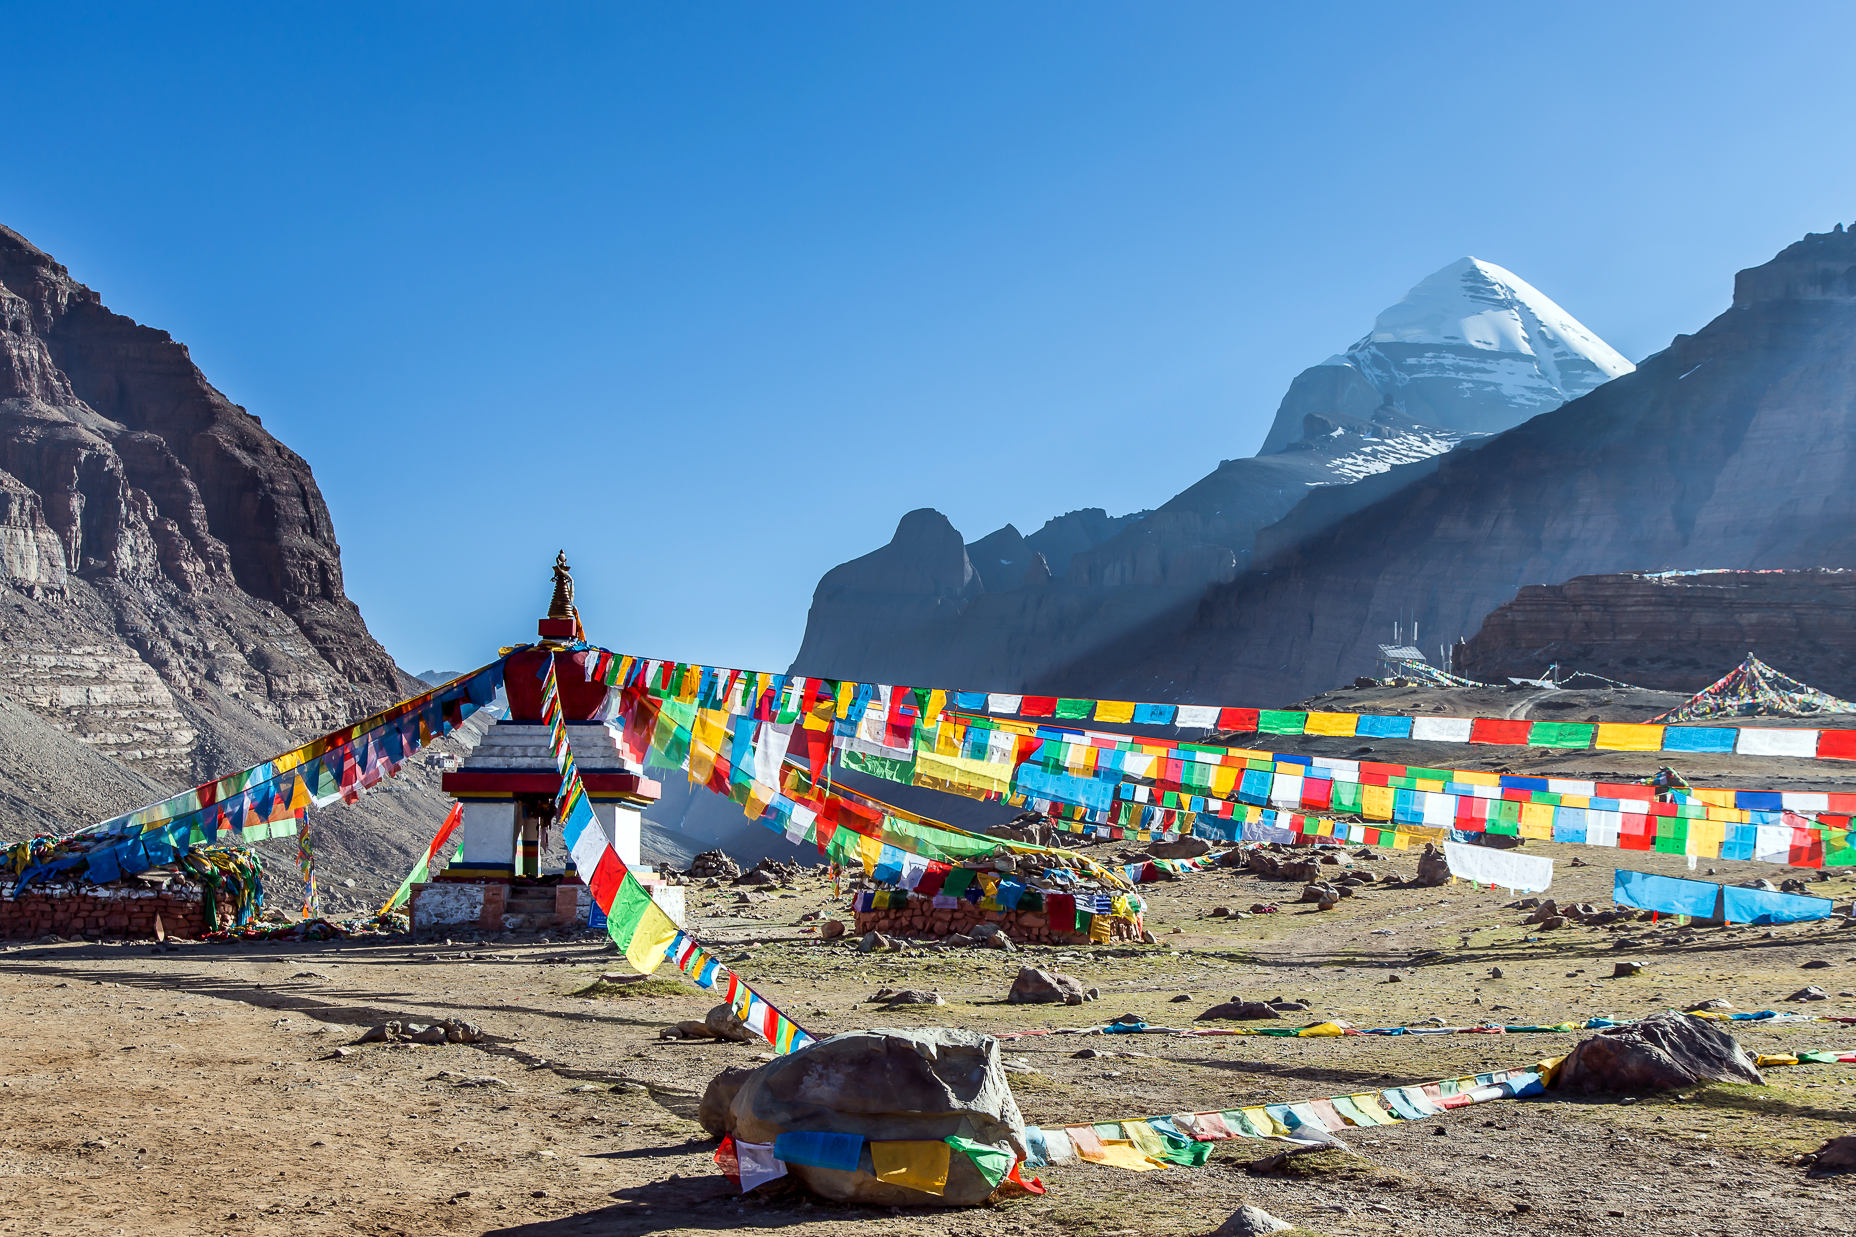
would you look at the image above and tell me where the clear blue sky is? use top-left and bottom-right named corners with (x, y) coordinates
top-left (5, 3), bottom-right (1855, 676)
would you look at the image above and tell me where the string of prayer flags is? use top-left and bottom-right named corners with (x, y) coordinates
top-left (537, 654), bottom-right (815, 1056)
top-left (1023, 1066), bottom-right (1547, 1171)
top-left (581, 646), bottom-right (1856, 766)
top-left (22, 660), bottom-right (503, 893)
top-left (584, 647), bottom-right (1856, 874)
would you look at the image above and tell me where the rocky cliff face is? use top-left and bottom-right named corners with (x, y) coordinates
top-left (1459, 570), bottom-right (1856, 697)
top-left (790, 258), bottom-right (1627, 693)
top-left (1076, 224), bottom-right (1856, 707)
top-left (0, 225), bottom-right (450, 903)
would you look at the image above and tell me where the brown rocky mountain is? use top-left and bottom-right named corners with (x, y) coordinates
top-left (1458, 569), bottom-right (1856, 697)
top-left (1073, 224), bottom-right (1856, 707)
top-left (0, 225), bottom-right (461, 909)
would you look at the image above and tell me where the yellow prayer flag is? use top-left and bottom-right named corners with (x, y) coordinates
top-left (1241, 1106), bottom-right (1288, 1137)
top-left (857, 832), bottom-right (883, 876)
top-left (1121, 1122), bottom-right (1168, 1160)
top-left (1594, 722), bottom-right (1665, 752)
top-left (687, 742), bottom-right (717, 786)
top-left (870, 1139), bottom-right (950, 1195)
top-left (1089, 1139), bottom-right (1164, 1171)
top-left (1361, 784), bottom-right (1394, 821)
top-left (1095, 700), bottom-right (1136, 724)
top-left (923, 689), bottom-right (948, 724)
top-left (1303, 711), bottom-right (1360, 737)
top-left (1518, 801), bottom-right (1554, 839)
top-left (623, 899), bottom-right (681, 974)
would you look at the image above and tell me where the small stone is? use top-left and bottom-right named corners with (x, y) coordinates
top-left (1170, 993), bottom-right (1193, 1002)
top-left (1214, 1204), bottom-right (1294, 1236)
top-left (1210, 907), bottom-right (1231, 918)
top-left (1072, 1047), bottom-right (1103, 1059)
top-left (1802, 960), bottom-right (1833, 970)
top-left (1489, 967), bottom-right (1504, 979)
top-left (1788, 985), bottom-right (1830, 1002)
top-left (1612, 961), bottom-right (1645, 978)
top-left (1385, 973), bottom-right (1403, 983)
top-left (819, 920), bottom-right (845, 940)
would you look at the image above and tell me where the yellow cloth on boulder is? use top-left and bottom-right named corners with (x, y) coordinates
top-left (870, 1139), bottom-right (950, 1195)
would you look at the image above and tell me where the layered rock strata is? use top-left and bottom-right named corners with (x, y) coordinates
top-left (0, 224), bottom-right (458, 896)
top-left (1459, 570), bottom-right (1856, 696)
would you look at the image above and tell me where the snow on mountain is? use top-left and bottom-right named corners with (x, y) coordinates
top-left (1259, 257), bottom-right (1635, 454)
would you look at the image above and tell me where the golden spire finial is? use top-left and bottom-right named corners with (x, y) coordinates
top-left (547, 550), bottom-right (576, 619)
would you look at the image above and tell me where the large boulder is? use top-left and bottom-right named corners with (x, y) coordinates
top-left (699, 1065), bottom-right (757, 1137)
top-left (1006, 966), bottom-right (1088, 1005)
top-left (1556, 1011), bottom-right (1763, 1093)
top-left (726, 1027), bottom-right (1027, 1205)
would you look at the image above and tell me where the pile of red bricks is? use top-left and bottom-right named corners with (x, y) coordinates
top-left (0, 883), bottom-right (241, 940)
top-left (850, 898), bottom-right (1140, 945)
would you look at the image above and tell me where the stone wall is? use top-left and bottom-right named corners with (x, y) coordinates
top-left (851, 899), bottom-right (1140, 945)
top-left (0, 882), bottom-right (241, 939)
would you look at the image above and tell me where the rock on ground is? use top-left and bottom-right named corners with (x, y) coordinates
top-left (1556, 1011), bottom-right (1763, 1093)
top-left (1196, 999), bottom-right (1281, 1021)
top-left (698, 1066), bottom-right (756, 1138)
top-left (1006, 966), bottom-right (1089, 1005)
top-left (1215, 1203), bottom-right (1296, 1235)
top-left (704, 1004), bottom-right (756, 1043)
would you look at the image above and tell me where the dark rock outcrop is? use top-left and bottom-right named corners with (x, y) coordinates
top-left (1555, 1011), bottom-right (1763, 1093)
top-left (1460, 569), bottom-right (1856, 695)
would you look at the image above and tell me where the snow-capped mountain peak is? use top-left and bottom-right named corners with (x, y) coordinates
top-left (1259, 257), bottom-right (1634, 454)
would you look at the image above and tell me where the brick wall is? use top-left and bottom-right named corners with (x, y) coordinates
top-left (0, 883), bottom-right (241, 940)
top-left (851, 900), bottom-right (1140, 945)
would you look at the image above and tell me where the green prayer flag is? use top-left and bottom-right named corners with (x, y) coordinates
top-left (1258, 710), bottom-right (1307, 735)
top-left (841, 749), bottom-right (914, 784)
top-left (943, 1135), bottom-right (1012, 1187)
top-left (1526, 721), bottom-right (1596, 749)
top-left (605, 876), bottom-right (655, 948)
top-left (1054, 698), bottom-right (1091, 720)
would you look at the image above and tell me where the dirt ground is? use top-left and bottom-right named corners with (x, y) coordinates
top-left (6, 835), bottom-right (1856, 1237)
